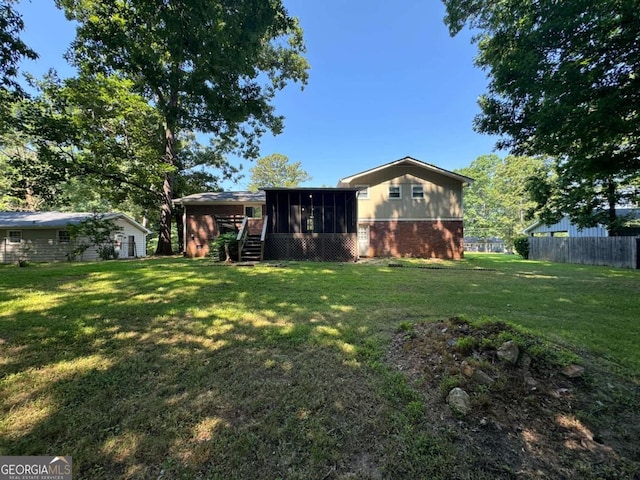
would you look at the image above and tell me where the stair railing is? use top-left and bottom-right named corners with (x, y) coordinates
top-left (237, 216), bottom-right (249, 262)
top-left (260, 215), bottom-right (268, 261)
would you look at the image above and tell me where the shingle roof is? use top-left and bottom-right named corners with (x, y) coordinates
top-left (173, 191), bottom-right (266, 204)
top-left (337, 156), bottom-right (474, 186)
top-left (522, 208), bottom-right (640, 234)
top-left (0, 211), bottom-right (150, 233)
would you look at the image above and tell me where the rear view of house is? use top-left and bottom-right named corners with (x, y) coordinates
top-left (338, 156), bottom-right (473, 259)
top-left (176, 156), bottom-right (472, 262)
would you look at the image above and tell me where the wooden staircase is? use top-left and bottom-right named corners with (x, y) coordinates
top-left (213, 215), bottom-right (244, 234)
top-left (240, 234), bottom-right (263, 261)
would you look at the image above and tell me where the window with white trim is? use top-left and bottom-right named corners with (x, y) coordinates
top-left (388, 185), bottom-right (401, 199)
top-left (355, 185), bottom-right (369, 199)
top-left (8, 230), bottom-right (21, 243)
top-left (58, 230), bottom-right (71, 243)
top-left (412, 184), bottom-right (425, 199)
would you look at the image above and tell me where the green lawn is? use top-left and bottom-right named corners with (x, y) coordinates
top-left (0, 254), bottom-right (638, 479)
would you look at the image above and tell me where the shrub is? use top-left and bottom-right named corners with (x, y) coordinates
top-left (97, 244), bottom-right (119, 260)
top-left (211, 232), bottom-right (238, 262)
top-left (68, 213), bottom-right (123, 260)
top-left (513, 236), bottom-right (529, 259)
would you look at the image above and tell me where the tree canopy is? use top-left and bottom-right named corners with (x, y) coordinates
top-left (5, 70), bottom-right (240, 242)
top-left (57, 0), bottom-right (310, 254)
top-left (0, 0), bottom-right (37, 132)
top-left (456, 154), bottom-right (552, 247)
top-left (247, 153), bottom-right (312, 191)
top-left (443, 0), bottom-right (640, 232)
top-left (0, 0), bottom-right (37, 92)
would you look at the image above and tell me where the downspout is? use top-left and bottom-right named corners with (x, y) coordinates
top-left (182, 205), bottom-right (187, 255)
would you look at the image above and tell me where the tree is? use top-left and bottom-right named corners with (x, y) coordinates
top-left (5, 72), bottom-right (245, 252)
top-left (0, 0), bottom-right (37, 91)
top-left (0, 0), bottom-right (37, 131)
top-left (13, 72), bottom-right (167, 215)
top-left (443, 0), bottom-right (640, 231)
top-left (247, 153), bottom-right (311, 191)
top-left (456, 154), bottom-right (552, 248)
top-left (455, 155), bottom-right (502, 241)
top-left (526, 164), bottom-right (638, 236)
top-left (67, 213), bottom-right (123, 260)
top-left (0, 125), bottom-right (66, 211)
top-left (57, 0), bottom-right (309, 254)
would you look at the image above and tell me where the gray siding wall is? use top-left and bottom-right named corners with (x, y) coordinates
top-left (1, 219), bottom-right (147, 263)
top-left (527, 217), bottom-right (609, 237)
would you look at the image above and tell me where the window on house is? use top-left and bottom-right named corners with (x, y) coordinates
top-left (356, 185), bottom-right (369, 199)
top-left (8, 230), bottom-right (21, 243)
top-left (412, 185), bottom-right (424, 199)
top-left (388, 185), bottom-right (401, 199)
top-left (58, 230), bottom-right (71, 243)
top-left (245, 206), bottom-right (262, 218)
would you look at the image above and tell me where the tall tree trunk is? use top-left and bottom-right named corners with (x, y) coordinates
top-left (606, 178), bottom-right (620, 236)
top-left (155, 174), bottom-right (173, 255)
top-left (155, 125), bottom-right (176, 255)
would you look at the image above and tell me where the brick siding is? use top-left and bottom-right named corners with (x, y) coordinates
top-left (365, 220), bottom-right (464, 259)
top-left (185, 205), bottom-right (244, 257)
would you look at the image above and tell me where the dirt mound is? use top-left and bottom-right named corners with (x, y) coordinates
top-left (386, 317), bottom-right (640, 479)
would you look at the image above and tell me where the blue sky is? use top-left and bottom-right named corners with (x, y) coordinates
top-left (16, 0), bottom-right (500, 189)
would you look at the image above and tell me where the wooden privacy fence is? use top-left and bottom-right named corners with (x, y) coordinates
top-left (529, 237), bottom-right (639, 269)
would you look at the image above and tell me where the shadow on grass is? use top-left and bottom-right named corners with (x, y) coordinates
top-left (1, 259), bottom-right (447, 479)
top-left (0, 257), bottom-right (638, 479)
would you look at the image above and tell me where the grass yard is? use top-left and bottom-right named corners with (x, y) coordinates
top-left (0, 254), bottom-right (638, 479)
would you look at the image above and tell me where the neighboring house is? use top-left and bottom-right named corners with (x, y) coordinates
top-left (337, 156), bottom-right (473, 259)
top-left (464, 237), bottom-right (506, 253)
top-left (523, 208), bottom-right (640, 237)
top-left (0, 212), bottom-right (150, 264)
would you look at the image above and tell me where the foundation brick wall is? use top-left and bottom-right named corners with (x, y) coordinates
top-left (365, 220), bottom-right (464, 259)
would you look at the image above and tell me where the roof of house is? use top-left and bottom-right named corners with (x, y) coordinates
top-left (522, 208), bottom-right (640, 234)
top-left (337, 156), bottom-right (474, 186)
top-left (263, 187), bottom-right (359, 192)
top-left (173, 191), bottom-right (266, 204)
top-left (0, 211), bottom-right (151, 233)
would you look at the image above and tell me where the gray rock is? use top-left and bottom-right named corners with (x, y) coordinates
top-left (472, 369), bottom-right (495, 386)
top-left (519, 353), bottom-right (532, 371)
top-left (562, 364), bottom-right (585, 378)
top-left (497, 340), bottom-right (520, 364)
top-left (447, 387), bottom-right (471, 416)
top-left (524, 373), bottom-right (538, 389)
